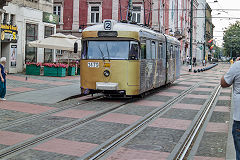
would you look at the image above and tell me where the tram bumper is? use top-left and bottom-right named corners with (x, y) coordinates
top-left (96, 82), bottom-right (118, 90)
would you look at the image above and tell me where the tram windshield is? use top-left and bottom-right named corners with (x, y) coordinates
top-left (82, 41), bottom-right (139, 60)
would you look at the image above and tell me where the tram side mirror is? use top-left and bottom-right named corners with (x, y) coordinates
top-left (74, 42), bottom-right (78, 53)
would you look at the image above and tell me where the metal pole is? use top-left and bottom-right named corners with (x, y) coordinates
top-left (203, 2), bottom-right (206, 62)
top-left (189, 0), bottom-right (193, 72)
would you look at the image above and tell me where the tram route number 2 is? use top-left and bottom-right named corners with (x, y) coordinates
top-left (88, 62), bottom-right (100, 68)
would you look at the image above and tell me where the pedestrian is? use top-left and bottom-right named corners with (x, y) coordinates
top-left (186, 56), bottom-right (190, 65)
top-left (221, 57), bottom-right (240, 160)
top-left (0, 57), bottom-right (7, 101)
top-left (193, 57), bottom-right (196, 67)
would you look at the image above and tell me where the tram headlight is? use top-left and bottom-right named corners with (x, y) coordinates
top-left (103, 70), bottom-right (110, 77)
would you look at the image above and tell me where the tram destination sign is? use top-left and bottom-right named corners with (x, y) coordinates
top-left (98, 31), bottom-right (118, 37)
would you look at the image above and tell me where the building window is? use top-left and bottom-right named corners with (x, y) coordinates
top-left (88, 3), bottom-right (102, 24)
top-left (53, 5), bottom-right (61, 22)
top-left (44, 26), bottom-right (54, 63)
top-left (10, 14), bottom-right (15, 26)
top-left (25, 23), bottom-right (38, 63)
top-left (91, 6), bottom-right (100, 23)
top-left (132, 6), bottom-right (141, 23)
top-left (3, 13), bottom-right (8, 24)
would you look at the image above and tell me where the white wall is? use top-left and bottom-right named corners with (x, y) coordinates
top-left (196, 0), bottom-right (206, 62)
top-left (3, 3), bottom-right (56, 73)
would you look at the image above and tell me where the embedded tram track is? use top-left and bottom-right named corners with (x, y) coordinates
top-left (81, 83), bottom-right (201, 160)
top-left (173, 85), bottom-right (221, 160)
top-left (0, 82), bottom-right (200, 159)
top-left (0, 95), bottom-right (105, 130)
top-left (0, 75), bottom-right (193, 131)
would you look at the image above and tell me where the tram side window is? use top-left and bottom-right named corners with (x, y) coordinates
top-left (170, 45), bottom-right (173, 59)
top-left (146, 40), bottom-right (151, 59)
top-left (151, 41), bottom-right (156, 59)
top-left (129, 41), bottom-right (139, 60)
top-left (173, 46), bottom-right (178, 58)
top-left (140, 39), bottom-right (146, 59)
top-left (158, 43), bottom-right (163, 59)
top-left (81, 41), bottom-right (87, 59)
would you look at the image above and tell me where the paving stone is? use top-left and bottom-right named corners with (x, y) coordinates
top-left (220, 92), bottom-right (231, 97)
top-left (73, 101), bottom-right (125, 111)
top-left (209, 111), bottom-right (230, 123)
top-left (190, 91), bottom-right (212, 95)
top-left (145, 95), bottom-right (173, 102)
top-left (97, 113), bottom-right (142, 125)
top-left (163, 88), bottom-right (184, 94)
top-left (0, 109), bottom-right (32, 124)
top-left (0, 144), bottom-right (7, 150)
top-left (6, 116), bottom-right (76, 135)
top-left (198, 85), bottom-right (215, 89)
top-left (9, 149), bottom-right (78, 160)
top-left (58, 121), bottom-right (128, 145)
top-left (123, 127), bottom-right (184, 152)
top-left (106, 148), bottom-right (170, 160)
top-left (161, 108), bottom-right (199, 120)
top-left (33, 138), bottom-right (98, 157)
top-left (195, 132), bottom-right (227, 158)
top-left (216, 100), bottom-right (231, 106)
top-left (180, 97), bottom-right (206, 105)
top-left (133, 100), bottom-right (164, 107)
top-left (113, 104), bottom-right (157, 117)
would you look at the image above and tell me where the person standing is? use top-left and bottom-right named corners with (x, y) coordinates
top-left (221, 57), bottom-right (240, 160)
top-left (0, 57), bottom-right (7, 101)
top-left (193, 57), bottom-right (197, 67)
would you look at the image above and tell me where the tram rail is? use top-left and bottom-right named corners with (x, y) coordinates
top-left (173, 85), bottom-right (221, 160)
top-left (0, 82), bottom-right (200, 159)
top-left (82, 83), bottom-right (200, 160)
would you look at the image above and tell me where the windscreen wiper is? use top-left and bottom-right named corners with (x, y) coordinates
top-left (98, 46), bottom-right (105, 62)
top-left (106, 44), bottom-right (110, 62)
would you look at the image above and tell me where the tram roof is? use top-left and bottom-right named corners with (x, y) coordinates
top-left (83, 20), bottom-right (179, 44)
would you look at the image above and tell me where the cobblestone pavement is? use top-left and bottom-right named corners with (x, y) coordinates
top-left (0, 63), bottom-right (233, 160)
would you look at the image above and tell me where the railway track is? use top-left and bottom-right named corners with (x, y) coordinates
top-left (0, 95), bottom-right (104, 130)
top-left (0, 64), bottom-right (225, 159)
top-left (81, 84), bottom-right (222, 160)
top-left (0, 82), bottom-right (201, 159)
top-left (80, 83), bottom-right (201, 160)
top-left (173, 85), bottom-right (221, 160)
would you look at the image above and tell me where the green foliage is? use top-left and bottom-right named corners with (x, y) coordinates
top-left (223, 21), bottom-right (240, 57)
top-left (213, 45), bottom-right (222, 58)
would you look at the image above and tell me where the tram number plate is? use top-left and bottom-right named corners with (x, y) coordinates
top-left (88, 62), bottom-right (99, 68)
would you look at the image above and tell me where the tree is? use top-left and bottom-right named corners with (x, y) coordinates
top-left (223, 21), bottom-right (240, 58)
top-left (213, 45), bottom-right (222, 58)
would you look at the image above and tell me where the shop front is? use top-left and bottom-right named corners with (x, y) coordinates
top-left (0, 24), bottom-right (18, 73)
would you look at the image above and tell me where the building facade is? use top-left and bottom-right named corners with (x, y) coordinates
top-left (205, 3), bottom-right (214, 60)
top-left (2, 0), bottom-right (57, 73)
top-left (196, 0), bottom-right (206, 62)
top-left (55, 0), bottom-right (201, 63)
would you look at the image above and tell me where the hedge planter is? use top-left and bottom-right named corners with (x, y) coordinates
top-left (44, 66), bottom-right (58, 77)
top-left (58, 67), bottom-right (66, 77)
top-left (26, 65), bottom-right (41, 75)
top-left (68, 67), bottom-right (75, 76)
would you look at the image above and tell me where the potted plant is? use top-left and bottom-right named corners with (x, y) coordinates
top-left (26, 62), bottom-right (42, 75)
top-left (57, 63), bottom-right (68, 77)
top-left (43, 63), bottom-right (58, 77)
top-left (68, 64), bottom-right (76, 76)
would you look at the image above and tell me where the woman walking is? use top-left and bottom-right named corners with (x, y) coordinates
top-left (0, 57), bottom-right (7, 101)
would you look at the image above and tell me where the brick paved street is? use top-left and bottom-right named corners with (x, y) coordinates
top-left (0, 63), bottom-right (234, 160)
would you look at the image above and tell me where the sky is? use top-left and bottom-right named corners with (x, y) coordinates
top-left (206, 0), bottom-right (240, 47)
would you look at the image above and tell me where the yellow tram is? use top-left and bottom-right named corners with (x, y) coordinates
top-left (80, 20), bottom-right (181, 96)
